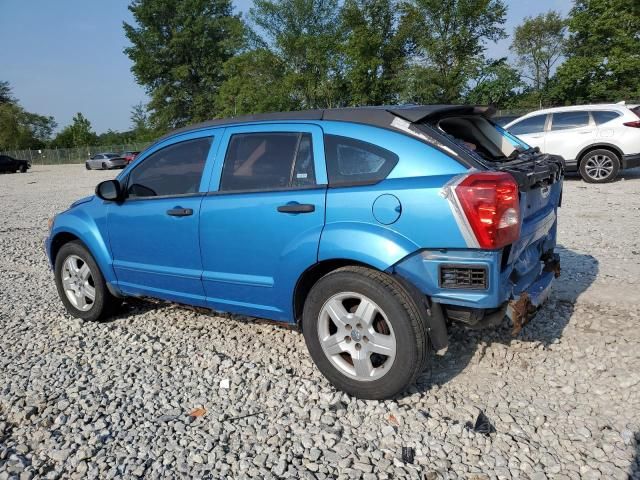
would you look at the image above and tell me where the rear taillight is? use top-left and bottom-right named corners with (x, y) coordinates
top-left (623, 121), bottom-right (640, 128)
top-left (453, 172), bottom-right (520, 249)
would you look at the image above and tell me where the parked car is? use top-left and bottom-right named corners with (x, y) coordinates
top-left (85, 153), bottom-right (127, 170)
top-left (505, 104), bottom-right (640, 183)
top-left (0, 154), bottom-right (31, 173)
top-left (46, 105), bottom-right (564, 399)
top-left (120, 151), bottom-right (140, 164)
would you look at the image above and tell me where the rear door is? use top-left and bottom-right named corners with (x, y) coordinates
top-left (545, 110), bottom-right (595, 163)
top-left (507, 114), bottom-right (548, 151)
top-left (199, 124), bottom-right (327, 322)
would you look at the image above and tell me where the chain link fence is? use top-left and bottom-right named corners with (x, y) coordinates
top-left (0, 143), bottom-right (152, 165)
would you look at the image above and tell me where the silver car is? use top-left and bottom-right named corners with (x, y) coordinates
top-left (85, 153), bottom-right (127, 170)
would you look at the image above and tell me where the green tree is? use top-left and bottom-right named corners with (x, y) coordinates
top-left (130, 102), bottom-right (157, 141)
top-left (339, 0), bottom-right (409, 106)
top-left (216, 49), bottom-right (298, 116)
top-left (552, 0), bottom-right (640, 103)
top-left (124, 0), bottom-right (246, 128)
top-left (52, 113), bottom-right (97, 148)
top-left (402, 0), bottom-right (507, 103)
top-left (511, 11), bottom-right (566, 107)
top-left (466, 58), bottom-right (524, 107)
top-left (250, 0), bottom-right (346, 109)
top-left (0, 80), bottom-right (15, 104)
top-left (0, 81), bottom-right (57, 149)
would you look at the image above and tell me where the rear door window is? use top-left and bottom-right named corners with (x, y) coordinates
top-left (508, 115), bottom-right (547, 135)
top-left (324, 135), bottom-right (398, 186)
top-left (550, 111), bottom-right (590, 131)
top-left (592, 110), bottom-right (621, 125)
top-left (219, 132), bottom-right (315, 191)
top-left (127, 137), bottom-right (212, 198)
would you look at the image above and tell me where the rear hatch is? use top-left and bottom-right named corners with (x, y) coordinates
top-left (398, 107), bottom-right (564, 295)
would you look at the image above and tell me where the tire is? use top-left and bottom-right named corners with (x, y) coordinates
top-left (54, 240), bottom-right (121, 321)
top-left (19, 164), bottom-right (27, 173)
top-left (579, 149), bottom-right (620, 183)
top-left (85, 162), bottom-right (91, 170)
top-left (302, 266), bottom-right (428, 399)
top-left (102, 162), bottom-right (108, 170)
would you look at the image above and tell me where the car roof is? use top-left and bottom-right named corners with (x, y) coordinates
top-left (156, 104), bottom-right (495, 143)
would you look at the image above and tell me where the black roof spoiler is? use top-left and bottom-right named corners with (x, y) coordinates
top-left (154, 104), bottom-right (496, 144)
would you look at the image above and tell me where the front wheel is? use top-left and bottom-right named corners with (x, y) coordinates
top-left (579, 149), bottom-right (620, 183)
top-left (19, 164), bottom-right (27, 173)
top-left (85, 162), bottom-right (91, 170)
top-left (302, 266), bottom-right (428, 399)
top-left (54, 241), bottom-right (121, 321)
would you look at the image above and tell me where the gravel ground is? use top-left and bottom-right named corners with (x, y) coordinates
top-left (1, 165), bottom-right (639, 479)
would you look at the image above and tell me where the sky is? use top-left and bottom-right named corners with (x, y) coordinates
top-left (0, 0), bottom-right (572, 134)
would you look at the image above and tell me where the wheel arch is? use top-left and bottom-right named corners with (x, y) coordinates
top-left (48, 223), bottom-right (117, 287)
top-left (293, 259), bottom-right (374, 328)
top-left (576, 143), bottom-right (623, 167)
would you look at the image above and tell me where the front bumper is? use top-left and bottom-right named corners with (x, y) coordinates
top-left (622, 152), bottom-right (640, 170)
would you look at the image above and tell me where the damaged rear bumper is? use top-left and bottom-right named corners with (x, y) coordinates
top-left (390, 249), bottom-right (560, 334)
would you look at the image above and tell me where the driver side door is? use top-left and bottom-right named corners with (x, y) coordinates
top-left (107, 134), bottom-right (217, 306)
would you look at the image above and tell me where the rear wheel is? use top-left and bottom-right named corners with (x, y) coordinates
top-left (101, 162), bottom-right (108, 170)
top-left (54, 241), bottom-right (121, 321)
top-left (579, 149), bottom-right (620, 183)
top-left (302, 266), bottom-right (428, 399)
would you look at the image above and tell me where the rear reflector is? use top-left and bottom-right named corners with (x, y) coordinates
top-left (453, 172), bottom-right (521, 249)
top-left (623, 121), bottom-right (640, 128)
top-left (440, 265), bottom-right (487, 289)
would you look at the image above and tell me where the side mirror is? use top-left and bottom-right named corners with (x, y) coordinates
top-left (95, 180), bottom-right (123, 202)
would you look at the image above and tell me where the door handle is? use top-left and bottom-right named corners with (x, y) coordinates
top-left (277, 203), bottom-right (315, 214)
top-left (167, 207), bottom-right (193, 217)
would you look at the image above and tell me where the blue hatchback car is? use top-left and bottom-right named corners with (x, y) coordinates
top-left (46, 105), bottom-right (564, 399)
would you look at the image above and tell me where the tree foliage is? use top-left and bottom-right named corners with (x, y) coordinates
top-left (0, 81), bottom-right (57, 150)
top-left (249, 0), bottom-right (346, 109)
top-left (124, 0), bottom-right (245, 128)
top-left (51, 113), bottom-right (98, 148)
top-left (466, 58), bottom-right (524, 107)
top-left (552, 0), bottom-right (640, 104)
top-left (339, 0), bottom-right (409, 105)
top-left (403, 0), bottom-right (507, 103)
top-left (511, 11), bottom-right (566, 106)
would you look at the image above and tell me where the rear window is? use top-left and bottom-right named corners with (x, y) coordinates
top-left (324, 135), bottom-right (398, 186)
top-left (508, 115), bottom-right (546, 135)
top-left (551, 111), bottom-right (590, 130)
top-left (591, 110), bottom-right (621, 125)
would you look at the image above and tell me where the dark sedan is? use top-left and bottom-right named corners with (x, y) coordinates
top-left (0, 155), bottom-right (31, 173)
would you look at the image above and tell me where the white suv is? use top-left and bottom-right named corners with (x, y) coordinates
top-left (505, 104), bottom-right (640, 183)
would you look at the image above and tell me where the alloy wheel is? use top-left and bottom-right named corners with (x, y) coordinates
top-left (584, 154), bottom-right (614, 181)
top-left (61, 254), bottom-right (95, 311)
top-left (317, 292), bottom-right (396, 381)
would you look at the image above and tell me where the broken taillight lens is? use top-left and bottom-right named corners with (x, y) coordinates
top-left (455, 172), bottom-right (521, 249)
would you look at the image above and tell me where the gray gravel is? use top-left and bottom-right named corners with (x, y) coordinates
top-left (1, 165), bottom-right (639, 479)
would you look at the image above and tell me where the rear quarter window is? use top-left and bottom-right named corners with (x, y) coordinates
top-left (324, 135), bottom-right (398, 186)
top-left (592, 110), bottom-right (621, 125)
